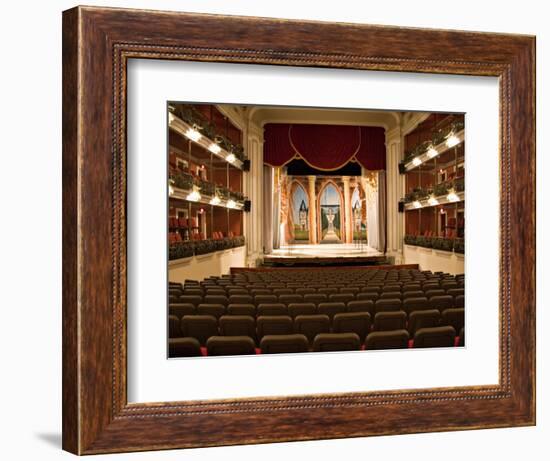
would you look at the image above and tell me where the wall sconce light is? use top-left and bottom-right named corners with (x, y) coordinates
top-left (427, 146), bottom-right (438, 158)
top-left (208, 143), bottom-right (221, 154)
top-left (446, 133), bottom-right (460, 148)
top-left (428, 195), bottom-right (439, 206)
top-left (186, 190), bottom-right (201, 202)
top-left (185, 128), bottom-right (202, 142)
top-left (446, 190), bottom-right (460, 202)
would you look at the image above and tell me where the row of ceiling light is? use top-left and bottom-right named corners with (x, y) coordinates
top-left (410, 132), bottom-right (461, 168)
top-left (411, 190), bottom-right (460, 209)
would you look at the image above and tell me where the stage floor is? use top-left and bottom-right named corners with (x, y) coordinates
top-left (267, 243), bottom-right (383, 259)
top-left (264, 243), bottom-right (386, 267)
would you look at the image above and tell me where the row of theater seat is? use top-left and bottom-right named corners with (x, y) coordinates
top-left (170, 288), bottom-right (464, 303)
top-left (169, 326), bottom-right (465, 357)
top-left (169, 295), bottom-right (464, 321)
top-left (173, 269), bottom-right (464, 287)
top-left (169, 308), bottom-right (464, 345)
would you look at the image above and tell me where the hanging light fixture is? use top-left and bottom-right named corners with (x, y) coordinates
top-left (412, 200), bottom-right (422, 208)
top-left (227, 199), bottom-right (236, 209)
top-left (168, 184), bottom-right (175, 196)
top-left (209, 196), bottom-right (221, 205)
top-left (226, 153), bottom-right (236, 163)
top-left (412, 157), bottom-right (422, 166)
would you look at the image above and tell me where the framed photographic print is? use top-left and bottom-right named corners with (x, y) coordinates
top-left (62, 5), bottom-right (535, 455)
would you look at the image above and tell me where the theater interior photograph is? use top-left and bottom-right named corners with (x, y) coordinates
top-left (167, 103), bottom-right (465, 358)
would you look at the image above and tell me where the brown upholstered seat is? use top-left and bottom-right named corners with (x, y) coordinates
top-left (333, 312), bottom-right (371, 341)
top-left (340, 287), bottom-right (360, 294)
top-left (441, 308), bottom-right (465, 334)
top-left (169, 303), bottom-right (195, 320)
top-left (402, 297), bottom-right (429, 314)
top-left (179, 295), bottom-right (202, 307)
top-left (254, 294), bottom-right (278, 305)
top-left (180, 315), bottom-right (218, 345)
top-left (454, 294), bottom-right (465, 308)
top-left (425, 289), bottom-right (446, 298)
top-left (256, 315), bottom-right (293, 339)
top-left (328, 293), bottom-right (355, 304)
top-left (428, 295), bottom-right (455, 312)
top-left (288, 303), bottom-right (317, 318)
top-left (228, 294), bottom-right (253, 305)
top-left (375, 298), bottom-right (402, 313)
top-left (458, 327), bottom-right (465, 346)
top-left (227, 303), bottom-right (256, 317)
top-left (312, 333), bottom-right (361, 352)
top-left (373, 311), bottom-right (407, 331)
top-left (294, 314), bottom-right (331, 343)
top-left (356, 292), bottom-right (378, 302)
top-left (206, 336), bottom-right (256, 356)
top-left (260, 334), bottom-right (309, 354)
top-left (273, 288), bottom-right (293, 295)
top-left (219, 315), bottom-right (256, 339)
top-left (317, 302), bottom-right (346, 320)
top-left (257, 303), bottom-right (288, 316)
top-left (408, 309), bottom-right (441, 335)
top-left (379, 291), bottom-right (402, 300)
top-left (402, 290), bottom-right (424, 300)
top-left (447, 288), bottom-right (465, 297)
top-left (413, 326), bottom-right (456, 348)
top-left (196, 303), bottom-right (226, 319)
top-left (182, 288), bottom-right (202, 296)
top-left (318, 287), bottom-right (338, 295)
top-left (169, 315), bottom-right (182, 338)
top-left (304, 293), bottom-right (328, 305)
top-left (365, 330), bottom-right (409, 350)
top-left (168, 337), bottom-right (201, 358)
top-left (279, 294), bottom-right (303, 305)
top-left (203, 295), bottom-right (228, 307)
top-left (347, 300), bottom-right (374, 316)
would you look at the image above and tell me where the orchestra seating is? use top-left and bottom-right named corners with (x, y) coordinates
top-left (168, 267), bottom-right (465, 357)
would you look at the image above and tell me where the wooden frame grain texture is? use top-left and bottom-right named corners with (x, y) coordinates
top-left (62, 5), bottom-right (536, 455)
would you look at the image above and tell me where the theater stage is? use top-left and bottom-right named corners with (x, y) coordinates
top-left (263, 243), bottom-right (387, 267)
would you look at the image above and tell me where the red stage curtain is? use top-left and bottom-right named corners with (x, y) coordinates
top-left (263, 124), bottom-right (295, 167)
top-left (264, 123), bottom-right (386, 170)
top-left (356, 126), bottom-right (387, 170)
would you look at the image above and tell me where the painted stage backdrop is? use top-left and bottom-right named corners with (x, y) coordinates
top-left (290, 184), bottom-right (309, 241)
top-left (319, 184), bottom-right (341, 243)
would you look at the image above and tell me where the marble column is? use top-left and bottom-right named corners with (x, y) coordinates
top-left (385, 126), bottom-right (404, 263)
top-left (342, 176), bottom-right (352, 244)
top-left (245, 123), bottom-right (264, 265)
top-left (307, 176), bottom-right (317, 244)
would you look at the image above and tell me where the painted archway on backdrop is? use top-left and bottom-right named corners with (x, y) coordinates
top-left (351, 185), bottom-right (367, 241)
top-left (317, 181), bottom-right (344, 243)
top-left (288, 181), bottom-right (310, 243)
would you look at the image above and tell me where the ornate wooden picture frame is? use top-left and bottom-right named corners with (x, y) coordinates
top-left (62, 6), bottom-right (535, 455)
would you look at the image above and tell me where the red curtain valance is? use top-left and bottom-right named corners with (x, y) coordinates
top-left (264, 123), bottom-right (386, 171)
